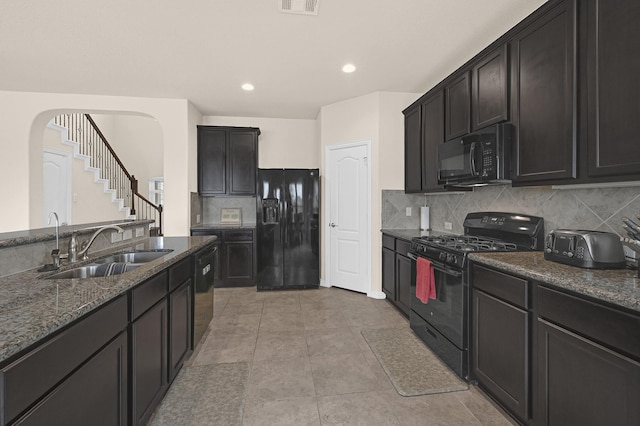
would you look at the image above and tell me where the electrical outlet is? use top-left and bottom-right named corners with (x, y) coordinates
top-left (123, 229), bottom-right (132, 240)
top-left (444, 221), bottom-right (452, 230)
top-left (406, 207), bottom-right (412, 216)
top-left (135, 227), bottom-right (144, 238)
top-left (111, 231), bottom-right (123, 243)
top-left (196, 214), bottom-right (201, 224)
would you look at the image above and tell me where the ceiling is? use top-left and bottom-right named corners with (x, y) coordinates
top-left (0, 0), bottom-right (547, 119)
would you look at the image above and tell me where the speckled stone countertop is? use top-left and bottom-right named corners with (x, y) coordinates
top-left (469, 251), bottom-right (640, 314)
top-left (190, 223), bottom-right (256, 231)
top-left (0, 219), bottom-right (154, 248)
top-left (381, 229), bottom-right (441, 241)
top-left (0, 235), bottom-right (217, 364)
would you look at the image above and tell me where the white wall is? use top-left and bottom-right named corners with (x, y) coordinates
top-left (0, 90), bottom-right (192, 236)
top-left (319, 91), bottom-right (420, 295)
top-left (202, 116), bottom-right (319, 168)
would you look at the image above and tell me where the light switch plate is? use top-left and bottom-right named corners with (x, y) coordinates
top-left (444, 222), bottom-right (452, 230)
top-left (111, 231), bottom-right (123, 243)
top-left (196, 214), bottom-right (201, 224)
top-left (135, 227), bottom-right (144, 238)
top-left (406, 207), bottom-right (412, 216)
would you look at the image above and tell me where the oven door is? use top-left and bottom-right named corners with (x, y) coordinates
top-left (408, 253), bottom-right (465, 349)
top-left (437, 135), bottom-right (481, 185)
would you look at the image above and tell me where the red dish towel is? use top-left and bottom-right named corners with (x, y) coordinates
top-left (416, 257), bottom-right (436, 304)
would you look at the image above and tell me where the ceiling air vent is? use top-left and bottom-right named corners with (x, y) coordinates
top-left (279, 0), bottom-right (319, 16)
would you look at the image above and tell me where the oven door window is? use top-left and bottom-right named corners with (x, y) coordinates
top-left (411, 263), bottom-right (465, 348)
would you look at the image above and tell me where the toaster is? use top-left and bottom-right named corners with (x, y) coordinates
top-left (544, 229), bottom-right (626, 269)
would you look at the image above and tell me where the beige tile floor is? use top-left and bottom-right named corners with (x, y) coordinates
top-left (189, 286), bottom-right (516, 426)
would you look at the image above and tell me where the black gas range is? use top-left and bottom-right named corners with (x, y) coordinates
top-left (408, 212), bottom-right (544, 379)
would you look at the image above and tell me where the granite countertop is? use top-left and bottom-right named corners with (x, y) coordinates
top-left (0, 235), bottom-right (217, 364)
top-left (381, 228), bottom-right (439, 241)
top-left (0, 219), bottom-right (154, 249)
top-left (191, 223), bottom-right (256, 230)
top-left (469, 251), bottom-right (640, 314)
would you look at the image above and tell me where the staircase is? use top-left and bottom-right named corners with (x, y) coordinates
top-left (49, 113), bottom-right (163, 235)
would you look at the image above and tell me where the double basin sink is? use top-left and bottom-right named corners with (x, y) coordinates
top-left (46, 250), bottom-right (173, 279)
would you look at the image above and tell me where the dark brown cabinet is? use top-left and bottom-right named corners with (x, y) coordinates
top-left (510, 0), bottom-right (577, 184)
top-left (169, 257), bottom-right (193, 382)
top-left (197, 126), bottom-right (259, 196)
top-left (445, 71), bottom-right (471, 140)
top-left (585, 0), bottom-right (640, 179)
top-left (381, 234), bottom-right (411, 317)
top-left (404, 105), bottom-right (423, 193)
top-left (130, 271), bottom-right (169, 426)
top-left (472, 45), bottom-right (509, 131)
top-left (403, 91), bottom-right (445, 193)
top-left (471, 265), bottom-right (530, 424)
top-left (191, 228), bottom-right (256, 287)
top-left (535, 285), bottom-right (640, 426)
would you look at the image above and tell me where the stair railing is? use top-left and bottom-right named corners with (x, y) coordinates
top-left (53, 113), bottom-right (163, 235)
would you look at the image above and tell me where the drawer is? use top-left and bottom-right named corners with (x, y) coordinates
top-left (471, 264), bottom-right (529, 309)
top-left (537, 284), bottom-right (640, 360)
top-left (131, 271), bottom-right (168, 320)
top-left (169, 256), bottom-right (193, 292)
top-left (190, 229), bottom-right (223, 238)
top-left (395, 239), bottom-right (412, 257)
top-left (382, 234), bottom-right (395, 250)
top-left (224, 230), bottom-right (254, 242)
top-left (0, 296), bottom-right (127, 424)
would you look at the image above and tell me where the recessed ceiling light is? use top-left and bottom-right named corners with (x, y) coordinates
top-left (242, 83), bottom-right (254, 91)
top-left (342, 64), bottom-right (356, 73)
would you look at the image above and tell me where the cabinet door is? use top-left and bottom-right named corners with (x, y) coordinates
top-left (169, 279), bottom-right (193, 382)
top-left (421, 91), bottom-right (445, 191)
top-left (511, 1), bottom-right (577, 184)
top-left (395, 253), bottom-right (412, 317)
top-left (472, 45), bottom-right (509, 131)
top-left (228, 130), bottom-right (257, 195)
top-left (445, 71), bottom-right (471, 140)
top-left (404, 105), bottom-right (423, 192)
top-left (382, 246), bottom-right (395, 300)
top-left (472, 290), bottom-right (529, 422)
top-left (586, 0), bottom-right (640, 178)
top-left (197, 127), bottom-right (226, 195)
top-left (14, 332), bottom-right (128, 426)
top-left (131, 299), bottom-right (168, 426)
top-left (226, 242), bottom-right (254, 283)
top-left (536, 319), bottom-right (640, 426)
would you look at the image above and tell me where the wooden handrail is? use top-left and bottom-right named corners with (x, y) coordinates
top-left (53, 113), bottom-right (163, 235)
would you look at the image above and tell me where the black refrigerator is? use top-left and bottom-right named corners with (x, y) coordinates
top-left (257, 169), bottom-right (320, 290)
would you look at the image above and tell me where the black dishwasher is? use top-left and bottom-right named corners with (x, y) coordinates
top-left (193, 244), bottom-right (216, 346)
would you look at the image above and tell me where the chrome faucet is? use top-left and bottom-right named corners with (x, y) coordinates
top-left (68, 225), bottom-right (124, 263)
top-left (48, 212), bottom-right (61, 268)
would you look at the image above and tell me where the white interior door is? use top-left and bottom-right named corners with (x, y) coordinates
top-left (43, 149), bottom-right (71, 226)
top-left (327, 142), bottom-right (370, 294)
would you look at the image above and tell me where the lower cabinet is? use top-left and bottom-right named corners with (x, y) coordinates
top-left (169, 278), bottom-right (193, 382)
top-left (191, 228), bottom-right (256, 287)
top-left (470, 262), bottom-right (640, 426)
top-left (14, 332), bottom-right (128, 426)
top-left (381, 234), bottom-right (412, 317)
top-left (471, 265), bottom-right (530, 423)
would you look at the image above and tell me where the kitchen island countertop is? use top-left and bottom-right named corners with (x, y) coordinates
top-left (469, 251), bottom-right (640, 314)
top-left (0, 236), bottom-right (216, 364)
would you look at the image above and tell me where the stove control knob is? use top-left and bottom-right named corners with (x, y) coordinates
top-left (450, 255), bottom-right (457, 264)
top-left (439, 252), bottom-right (446, 261)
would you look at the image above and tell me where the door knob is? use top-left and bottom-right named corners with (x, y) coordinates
top-left (329, 223), bottom-right (336, 228)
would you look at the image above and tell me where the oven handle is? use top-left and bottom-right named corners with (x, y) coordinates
top-left (407, 252), bottom-right (463, 277)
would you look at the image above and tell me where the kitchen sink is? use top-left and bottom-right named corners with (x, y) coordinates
top-left (93, 251), bottom-right (171, 264)
top-left (46, 264), bottom-right (142, 279)
top-left (44, 250), bottom-right (173, 279)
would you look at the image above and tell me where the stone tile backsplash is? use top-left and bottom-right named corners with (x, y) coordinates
top-left (382, 185), bottom-right (640, 236)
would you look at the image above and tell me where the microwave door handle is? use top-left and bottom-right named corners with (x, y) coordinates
top-left (469, 142), bottom-right (477, 176)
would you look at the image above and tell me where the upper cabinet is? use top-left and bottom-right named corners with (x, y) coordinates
top-left (197, 126), bottom-right (260, 196)
top-left (510, 0), bottom-right (577, 184)
top-left (404, 90), bottom-right (445, 193)
top-left (585, 0), bottom-right (640, 179)
top-left (472, 45), bottom-right (509, 131)
top-left (445, 72), bottom-right (471, 140)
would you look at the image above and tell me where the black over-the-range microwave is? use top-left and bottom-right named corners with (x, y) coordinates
top-left (437, 123), bottom-right (512, 186)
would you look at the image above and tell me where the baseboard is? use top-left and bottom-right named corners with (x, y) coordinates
top-left (367, 290), bottom-right (386, 300)
top-left (320, 279), bottom-right (330, 288)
